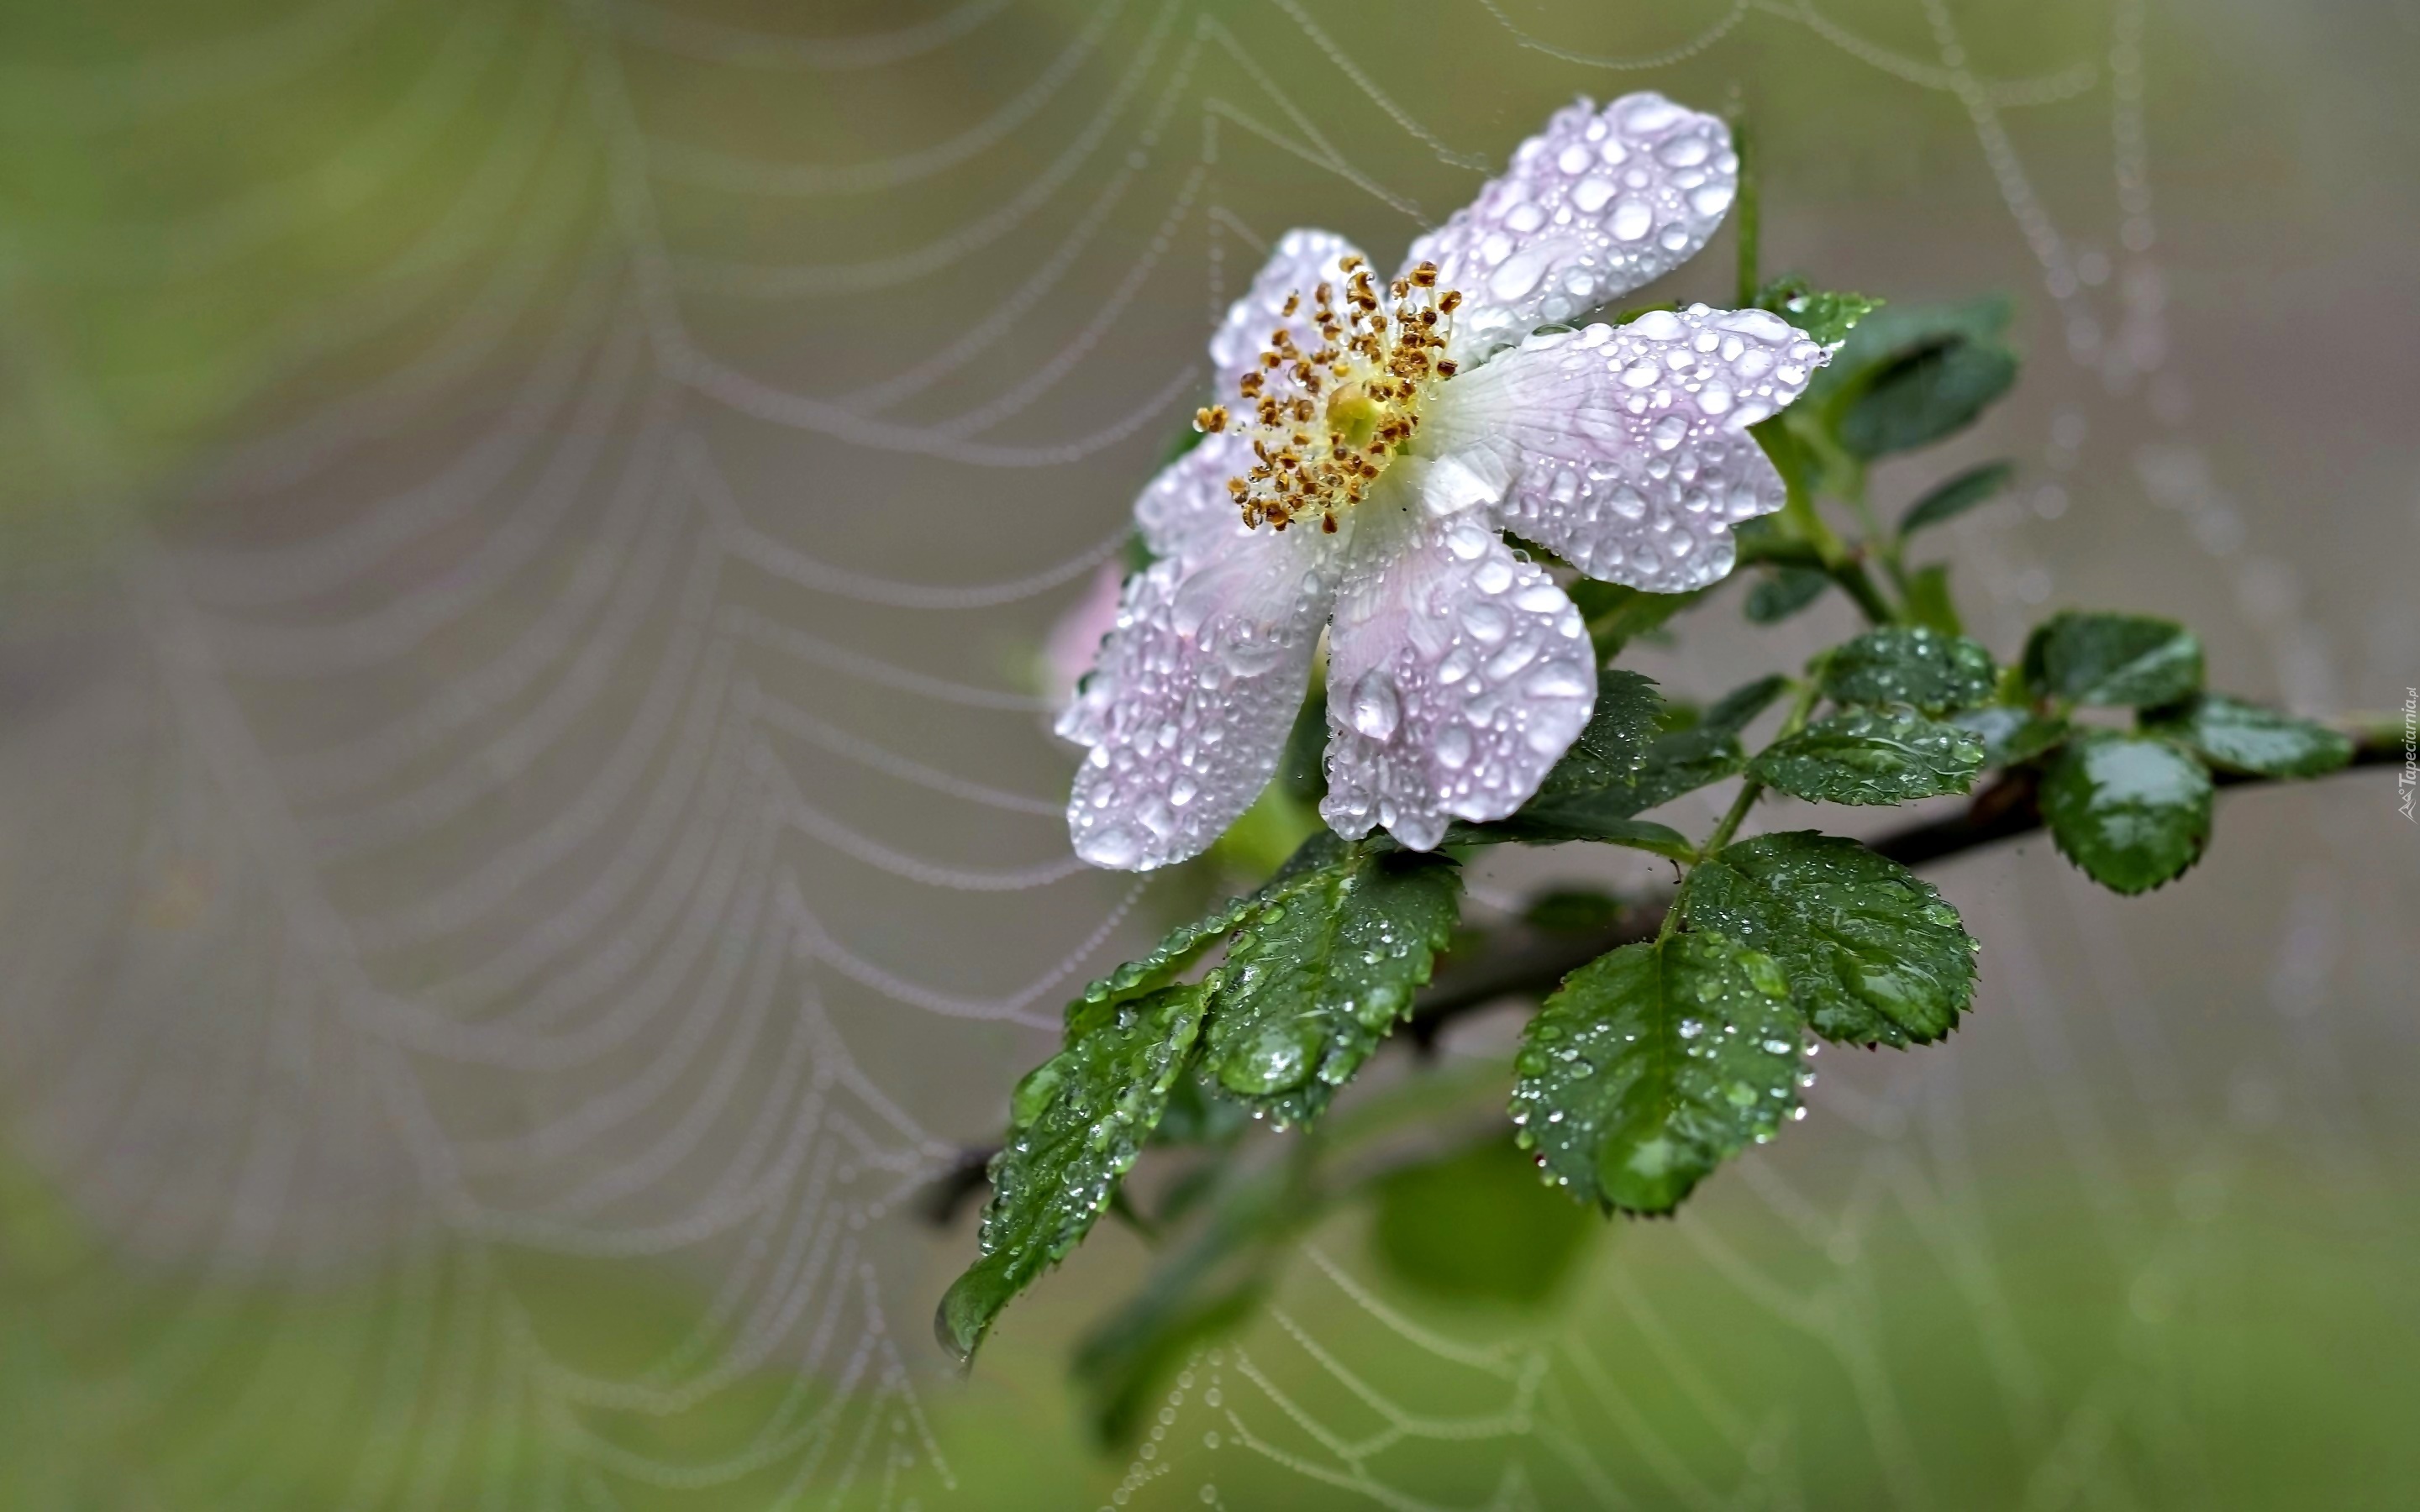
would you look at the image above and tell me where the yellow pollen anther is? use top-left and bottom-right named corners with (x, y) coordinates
top-left (1219, 268), bottom-right (1464, 532)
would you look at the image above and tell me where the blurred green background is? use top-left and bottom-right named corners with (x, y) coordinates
top-left (2, 0), bottom-right (2417, 1507)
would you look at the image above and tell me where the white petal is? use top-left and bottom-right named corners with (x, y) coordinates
top-left (1134, 431), bottom-right (1252, 566)
top-left (1209, 228), bottom-right (1367, 396)
top-left (1425, 304), bottom-right (1824, 593)
top-left (1407, 93), bottom-right (1738, 358)
top-left (1319, 481), bottom-right (1596, 851)
top-left (1061, 527), bottom-right (1336, 870)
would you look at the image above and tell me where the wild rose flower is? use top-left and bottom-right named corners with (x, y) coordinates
top-left (1039, 560), bottom-right (1128, 712)
top-left (1060, 93), bottom-right (1829, 870)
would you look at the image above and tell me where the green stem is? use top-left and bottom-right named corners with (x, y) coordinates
top-left (1840, 460), bottom-right (1909, 598)
top-left (1732, 114), bottom-right (1760, 307)
top-left (1831, 559), bottom-right (1897, 626)
top-left (1698, 675), bottom-right (1826, 860)
top-left (1759, 422), bottom-right (1895, 625)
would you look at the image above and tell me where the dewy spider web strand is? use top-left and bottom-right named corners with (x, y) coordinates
top-left (0, 0), bottom-right (2398, 1508)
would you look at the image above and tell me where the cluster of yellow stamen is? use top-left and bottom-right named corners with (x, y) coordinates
top-left (1194, 256), bottom-right (1462, 533)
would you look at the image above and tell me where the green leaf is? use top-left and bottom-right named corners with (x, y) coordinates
top-left (1902, 563), bottom-right (1964, 635)
top-left (1745, 565), bottom-right (1830, 624)
top-left (1900, 460), bottom-right (2015, 536)
top-left (938, 983), bottom-right (1211, 1364)
top-left (1682, 833), bottom-right (1978, 1047)
top-left (1806, 294), bottom-right (2014, 407)
top-left (1523, 887), bottom-right (1623, 934)
top-left (2022, 612), bottom-right (2204, 708)
top-left (1752, 276), bottom-right (1882, 347)
top-left (1078, 1278), bottom-right (1264, 1446)
top-left (1470, 670), bottom-right (1728, 836)
top-left (1950, 705), bottom-right (2069, 768)
top-left (2041, 733), bottom-right (2214, 894)
top-left (1200, 848), bottom-right (1461, 1124)
top-left (1807, 296), bottom-right (2019, 459)
top-left (1820, 627), bottom-right (1998, 715)
top-left (2144, 694), bottom-right (2353, 779)
top-left (1152, 1070), bottom-right (1249, 1148)
top-left (1567, 580), bottom-right (1707, 657)
top-left (1511, 933), bottom-right (1802, 1213)
top-left (1705, 674), bottom-right (1796, 736)
top-left (1839, 340), bottom-right (2019, 458)
top-left (1064, 893), bottom-right (1255, 1034)
top-left (1370, 1135), bottom-right (1596, 1306)
top-left (1626, 727), bottom-right (1749, 813)
top-left (1457, 806), bottom-right (1696, 858)
top-left (1535, 669), bottom-right (1663, 795)
top-left (1278, 685), bottom-right (1330, 802)
top-left (1749, 706), bottom-right (1986, 805)
top-left (1071, 1160), bottom-right (1297, 1444)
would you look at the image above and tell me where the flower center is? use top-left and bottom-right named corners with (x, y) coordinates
top-left (1194, 256), bottom-right (1462, 534)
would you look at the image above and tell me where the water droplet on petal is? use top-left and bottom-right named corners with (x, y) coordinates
top-left (1349, 669), bottom-right (1402, 741)
top-left (1620, 95), bottom-right (1683, 134)
top-left (1489, 250), bottom-right (1549, 303)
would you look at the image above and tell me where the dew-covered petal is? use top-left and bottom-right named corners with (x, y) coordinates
top-left (1209, 228), bottom-right (1367, 395)
top-left (1320, 475), bottom-right (1597, 851)
top-left (1133, 431), bottom-right (1252, 566)
top-left (1060, 526), bottom-right (1337, 870)
top-left (1407, 92), bottom-right (1739, 359)
top-left (1423, 304), bottom-right (1825, 593)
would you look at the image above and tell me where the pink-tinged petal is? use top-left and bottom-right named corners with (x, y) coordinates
top-left (1408, 93), bottom-right (1739, 358)
top-left (1320, 479), bottom-right (1597, 851)
top-left (1209, 228), bottom-right (1368, 395)
top-left (1041, 560), bottom-right (1128, 711)
top-left (1134, 431), bottom-right (1251, 566)
top-left (1425, 305), bottom-right (1825, 593)
top-left (1060, 527), bottom-right (1337, 870)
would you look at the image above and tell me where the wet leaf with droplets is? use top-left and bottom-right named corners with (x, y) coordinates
top-left (1682, 832), bottom-right (1977, 1047)
top-left (1511, 932), bottom-right (1804, 1214)
top-left (1806, 295), bottom-right (2019, 459)
top-left (1623, 725), bottom-right (1751, 813)
top-left (2022, 611), bottom-right (2203, 709)
top-left (1199, 845), bottom-right (1461, 1124)
top-left (2041, 732), bottom-right (2213, 895)
top-left (1820, 627), bottom-right (1998, 715)
top-left (1534, 669), bottom-right (1664, 795)
top-left (1062, 890), bottom-right (1255, 1037)
top-left (1950, 705), bottom-right (2070, 768)
top-left (1455, 670), bottom-right (1720, 843)
top-left (1749, 706), bottom-right (1985, 806)
top-left (1749, 276), bottom-right (1881, 348)
top-left (2143, 694), bottom-right (2352, 780)
top-left (939, 982), bottom-right (1212, 1366)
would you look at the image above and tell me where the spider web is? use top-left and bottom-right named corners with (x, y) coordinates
top-left (0, 0), bottom-right (2413, 1508)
